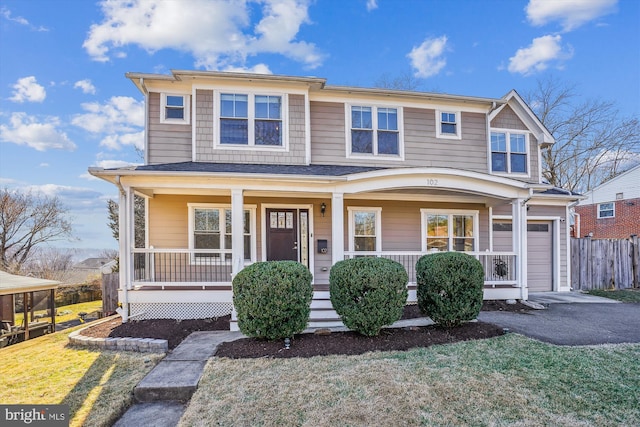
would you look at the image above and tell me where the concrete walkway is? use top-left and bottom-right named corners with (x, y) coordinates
top-left (114, 331), bottom-right (244, 427)
top-left (528, 291), bottom-right (621, 304)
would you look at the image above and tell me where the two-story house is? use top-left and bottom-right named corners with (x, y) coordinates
top-left (574, 164), bottom-right (640, 239)
top-left (89, 70), bottom-right (580, 329)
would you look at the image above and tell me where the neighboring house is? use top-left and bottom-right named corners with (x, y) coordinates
top-left (574, 165), bottom-right (640, 239)
top-left (89, 70), bottom-right (580, 328)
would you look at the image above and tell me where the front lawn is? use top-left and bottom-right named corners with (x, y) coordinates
top-left (14, 300), bottom-right (103, 325)
top-left (587, 288), bottom-right (640, 303)
top-left (0, 324), bottom-right (162, 427)
top-left (182, 334), bottom-right (640, 426)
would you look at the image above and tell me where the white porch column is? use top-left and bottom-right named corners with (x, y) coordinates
top-left (331, 193), bottom-right (344, 265)
top-left (512, 199), bottom-right (528, 300)
top-left (116, 185), bottom-right (133, 322)
top-left (231, 188), bottom-right (244, 277)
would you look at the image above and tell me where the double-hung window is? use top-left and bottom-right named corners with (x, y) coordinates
top-left (436, 110), bottom-right (461, 139)
top-left (189, 204), bottom-right (255, 262)
top-left (218, 92), bottom-right (284, 148)
top-left (421, 209), bottom-right (478, 252)
top-left (348, 207), bottom-right (382, 252)
top-left (160, 93), bottom-right (190, 124)
top-left (490, 130), bottom-right (528, 174)
top-left (349, 105), bottom-right (401, 157)
top-left (598, 202), bottom-right (615, 218)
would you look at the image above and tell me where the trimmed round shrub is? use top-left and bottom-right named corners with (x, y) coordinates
top-left (329, 257), bottom-right (408, 336)
top-left (416, 252), bottom-right (484, 328)
top-left (233, 261), bottom-right (313, 340)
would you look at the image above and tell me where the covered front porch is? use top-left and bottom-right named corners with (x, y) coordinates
top-left (102, 165), bottom-right (534, 326)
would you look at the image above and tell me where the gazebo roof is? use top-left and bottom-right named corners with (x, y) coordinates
top-left (0, 271), bottom-right (60, 296)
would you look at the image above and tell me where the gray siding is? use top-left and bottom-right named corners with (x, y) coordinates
top-left (147, 92), bottom-right (192, 164)
top-left (195, 91), bottom-right (307, 165)
top-left (491, 105), bottom-right (527, 130)
top-left (310, 102), bottom-right (488, 172)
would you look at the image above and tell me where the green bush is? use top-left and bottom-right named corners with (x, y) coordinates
top-left (232, 261), bottom-right (313, 340)
top-left (416, 252), bottom-right (484, 327)
top-left (329, 257), bottom-right (408, 336)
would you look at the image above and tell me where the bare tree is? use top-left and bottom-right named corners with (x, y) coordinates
top-left (0, 188), bottom-right (74, 273)
top-left (524, 76), bottom-right (640, 193)
top-left (22, 247), bottom-right (77, 281)
top-left (374, 72), bottom-right (424, 91)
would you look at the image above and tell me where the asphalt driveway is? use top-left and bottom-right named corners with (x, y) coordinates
top-left (478, 302), bottom-right (640, 345)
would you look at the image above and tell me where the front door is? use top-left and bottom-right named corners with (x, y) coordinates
top-left (266, 209), bottom-right (298, 261)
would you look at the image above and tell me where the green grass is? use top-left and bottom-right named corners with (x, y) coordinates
top-left (0, 323), bottom-right (162, 427)
top-left (587, 288), bottom-right (640, 303)
top-left (181, 334), bottom-right (640, 426)
top-left (13, 300), bottom-right (103, 325)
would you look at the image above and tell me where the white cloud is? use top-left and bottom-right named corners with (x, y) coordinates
top-left (0, 113), bottom-right (76, 151)
top-left (508, 35), bottom-right (573, 75)
top-left (100, 130), bottom-right (144, 150)
top-left (83, 0), bottom-right (324, 70)
top-left (72, 96), bottom-right (144, 150)
top-left (9, 76), bottom-right (46, 103)
top-left (526, 0), bottom-right (617, 32)
top-left (72, 96), bottom-right (144, 133)
top-left (407, 36), bottom-right (448, 78)
top-left (366, 0), bottom-right (378, 11)
top-left (74, 79), bottom-right (97, 95)
top-left (1, 7), bottom-right (49, 31)
top-left (223, 63), bottom-right (273, 74)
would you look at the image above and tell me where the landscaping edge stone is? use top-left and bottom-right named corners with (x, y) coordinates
top-left (68, 315), bottom-right (168, 353)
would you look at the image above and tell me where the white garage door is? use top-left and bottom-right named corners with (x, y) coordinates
top-left (492, 220), bottom-right (553, 292)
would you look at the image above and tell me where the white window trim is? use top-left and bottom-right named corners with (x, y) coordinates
top-left (213, 90), bottom-right (289, 151)
top-left (597, 202), bottom-right (615, 219)
top-left (345, 104), bottom-right (404, 161)
top-left (187, 203), bottom-right (257, 264)
top-left (160, 93), bottom-right (190, 125)
top-left (489, 128), bottom-right (531, 177)
top-left (420, 209), bottom-right (479, 252)
top-left (435, 110), bottom-right (462, 140)
top-left (347, 207), bottom-right (382, 252)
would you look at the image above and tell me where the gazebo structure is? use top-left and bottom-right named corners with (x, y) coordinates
top-left (0, 271), bottom-right (59, 347)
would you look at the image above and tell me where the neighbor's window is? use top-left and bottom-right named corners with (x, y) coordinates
top-left (422, 210), bottom-right (477, 252)
top-left (349, 105), bottom-right (401, 157)
top-left (161, 94), bottom-right (190, 124)
top-left (598, 202), bottom-right (615, 218)
top-left (218, 93), bottom-right (284, 147)
top-left (436, 110), bottom-right (461, 139)
top-left (348, 207), bottom-right (382, 252)
top-left (491, 131), bottom-right (528, 174)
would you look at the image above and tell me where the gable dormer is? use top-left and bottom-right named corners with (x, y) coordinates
top-left (489, 90), bottom-right (554, 184)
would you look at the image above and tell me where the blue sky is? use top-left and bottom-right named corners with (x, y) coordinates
top-left (0, 0), bottom-right (638, 252)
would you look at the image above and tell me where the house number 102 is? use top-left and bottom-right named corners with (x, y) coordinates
top-left (425, 178), bottom-right (439, 186)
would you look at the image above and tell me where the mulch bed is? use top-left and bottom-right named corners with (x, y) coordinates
top-left (79, 300), bottom-right (531, 355)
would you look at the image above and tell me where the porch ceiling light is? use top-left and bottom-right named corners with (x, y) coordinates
top-left (320, 202), bottom-right (326, 217)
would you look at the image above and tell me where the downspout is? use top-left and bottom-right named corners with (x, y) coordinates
top-left (114, 175), bottom-right (130, 323)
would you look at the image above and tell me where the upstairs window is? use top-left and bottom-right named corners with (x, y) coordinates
top-left (491, 130), bottom-right (528, 174)
top-left (348, 105), bottom-right (401, 158)
top-left (436, 110), bottom-right (461, 139)
top-left (217, 92), bottom-right (285, 149)
top-left (160, 94), bottom-right (190, 124)
top-left (598, 202), bottom-right (615, 218)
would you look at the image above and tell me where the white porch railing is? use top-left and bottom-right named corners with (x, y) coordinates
top-left (343, 251), bottom-right (518, 286)
top-left (128, 249), bottom-right (517, 288)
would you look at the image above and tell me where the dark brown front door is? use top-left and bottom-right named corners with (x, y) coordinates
top-left (266, 209), bottom-right (298, 261)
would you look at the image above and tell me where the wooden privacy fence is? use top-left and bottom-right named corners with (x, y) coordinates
top-left (571, 236), bottom-right (639, 290)
top-left (102, 273), bottom-right (119, 314)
